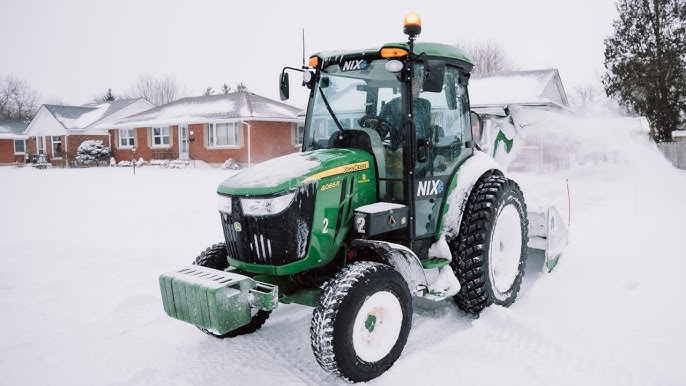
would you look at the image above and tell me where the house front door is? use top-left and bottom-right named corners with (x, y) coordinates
top-left (179, 125), bottom-right (189, 160)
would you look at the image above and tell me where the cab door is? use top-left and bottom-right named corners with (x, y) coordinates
top-left (412, 67), bottom-right (472, 238)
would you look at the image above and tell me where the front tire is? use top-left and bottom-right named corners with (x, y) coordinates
top-left (193, 242), bottom-right (271, 338)
top-left (311, 261), bottom-right (412, 382)
top-left (451, 173), bottom-right (528, 314)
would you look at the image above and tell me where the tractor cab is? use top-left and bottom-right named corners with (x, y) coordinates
top-left (280, 18), bottom-right (476, 254)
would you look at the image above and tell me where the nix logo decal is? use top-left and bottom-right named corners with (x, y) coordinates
top-left (416, 179), bottom-right (445, 197)
top-left (341, 59), bottom-right (368, 71)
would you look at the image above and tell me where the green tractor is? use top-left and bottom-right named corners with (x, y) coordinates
top-left (159, 13), bottom-right (566, 382)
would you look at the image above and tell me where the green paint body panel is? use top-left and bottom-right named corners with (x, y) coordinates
top-left (217, 149), bottom-right (375, 196)
top-left (495, 131), bottom-right (514, 153)
top-left (159, 266), bottom-right (278, 335)
top-left (279, 287), bottom-right (322, 307)
top-left (223, 148), bottom-right (378, 276)
top-left (420, 257), bottom-right (452, 269)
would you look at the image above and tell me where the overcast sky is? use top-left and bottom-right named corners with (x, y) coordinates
top-left (1, 0), bottom-right (618, 108)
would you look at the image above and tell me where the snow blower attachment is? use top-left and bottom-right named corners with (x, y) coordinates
top-left (527, 204), bottom-right (568, 271)
top-left (159, 12), bottom-right (568, 383)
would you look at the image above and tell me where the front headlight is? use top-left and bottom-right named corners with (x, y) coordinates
top-left (241, 191), bottom-right (296, 216)
top-left (217, 194), bottom-right (232, 214)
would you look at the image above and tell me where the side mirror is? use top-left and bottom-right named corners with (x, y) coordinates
top-left (417, 138), bottom-right (429, 163)
top-left (423, 60), bottom-right (445, 93)
top-left (279, 72), bottom-right (290, 101)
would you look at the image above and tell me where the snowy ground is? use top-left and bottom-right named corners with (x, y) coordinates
top-left (1, 134), bottom-right (686, 385)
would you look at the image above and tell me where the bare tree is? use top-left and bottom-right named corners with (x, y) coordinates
top-left (236, 83), bottom-right (247, 92)
top-left (203, 86), bottom-right (215, 96)
top-left (571, 84), bottom-right (601, 110)
top-left (0, 75), bottom-right (41, 120)
top-left (457, 40), bottom-right (516, 75)
top-left (44, 97), bottom-right (65, 105)
top-left (124, 74), bottom-right (183, 106)
top-left (220, 83), bottom-right (232, 94)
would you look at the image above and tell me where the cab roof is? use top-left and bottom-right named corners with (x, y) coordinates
top-left (313, 42), bottom-right (474, 73)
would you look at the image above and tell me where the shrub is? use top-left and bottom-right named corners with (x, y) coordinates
top-left (76, 140), bottom-right (111, 165)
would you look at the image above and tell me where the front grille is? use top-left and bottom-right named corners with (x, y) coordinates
top-left (221, 183), bottom-right (316, 266)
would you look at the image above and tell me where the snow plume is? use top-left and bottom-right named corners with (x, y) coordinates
top-left (510, 109), bottom-right (666, 175)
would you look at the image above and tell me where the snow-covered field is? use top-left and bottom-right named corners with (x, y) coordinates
top-left (1, 132), bottom-right (686, 385)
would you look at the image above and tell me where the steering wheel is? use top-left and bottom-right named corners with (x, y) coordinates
top-left (358, 115), bottom-right (392, 141)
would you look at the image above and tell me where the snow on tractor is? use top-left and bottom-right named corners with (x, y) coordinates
top-left (159, 13), bottom-right (568, 382)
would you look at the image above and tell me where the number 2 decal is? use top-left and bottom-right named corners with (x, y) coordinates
top-left (322, 218), bottom-right (329, 234)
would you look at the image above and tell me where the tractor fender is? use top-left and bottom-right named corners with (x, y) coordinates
top-left (437, 151), bottom-right (503, 241)
top-left (351, 239), bottom-right (428, 296)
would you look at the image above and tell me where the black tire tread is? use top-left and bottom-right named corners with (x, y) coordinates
top-left (310, 261), bottom-right (411, 382)
top-left (450, 172), bottom-right (528, 314)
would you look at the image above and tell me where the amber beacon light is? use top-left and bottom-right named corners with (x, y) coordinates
top-left (403, 12), bottom-right (422, 37)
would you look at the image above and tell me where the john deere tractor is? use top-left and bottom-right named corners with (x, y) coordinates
top-left (159, 13), bottom-right (566, 382)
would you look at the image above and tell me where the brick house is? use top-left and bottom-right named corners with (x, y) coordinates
top-left (24, 98), bottom-right (155, 167)
top-left (0, 119), bottom-right (30, 165)
top-left (108, 91), bottom-right (303, 166)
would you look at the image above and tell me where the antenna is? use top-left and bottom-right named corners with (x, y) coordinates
top-left (302, 28), bottom-right (306, 68)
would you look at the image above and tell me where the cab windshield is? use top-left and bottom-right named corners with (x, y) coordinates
top-left (303, 59), bottom-right (402, 150)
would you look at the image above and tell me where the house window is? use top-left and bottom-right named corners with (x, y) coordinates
top-left (209, 122), bottom-right (239, 147)
top-left (14, 139), bottom-right (26, 154)
top-left (119, 129), bottom-right (135, 148)
top-left (152, 127), bottom-right (170, 147)
top-left (51, 136), bottom-right (62, 158)
top-left (294, 123), bottom-right (304, 146)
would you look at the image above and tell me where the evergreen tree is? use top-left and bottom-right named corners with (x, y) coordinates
top-left (221, 83), bottom-right (232, 94)
top-left (602, 0), bottom-right (686, 142)
top-left (103, 88), bottom-right (116, 101)
top-left (236, 83), bottom-right (247, 92)
top-left (203, 86), bottom-right (215, 96)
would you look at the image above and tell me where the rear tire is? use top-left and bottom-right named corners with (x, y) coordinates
top-left (311, 261), bottom-right (412, 382)
top-left (193, 242), bottom-right (271, 338)
top-left (450, 173), bottom-right (528, 314)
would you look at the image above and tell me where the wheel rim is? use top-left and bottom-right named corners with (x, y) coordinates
top-left (352, 291), bottom-right (403, 363)
top-left (488, 204), bottom-right (523, 295)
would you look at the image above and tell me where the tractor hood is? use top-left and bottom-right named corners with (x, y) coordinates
top-left (217, 148), bottom-right (374, 196)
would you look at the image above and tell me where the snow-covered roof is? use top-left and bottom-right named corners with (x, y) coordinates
top-left (672, 130), bottom-right (686, 138)
top-left (110, 91), bottom-right (302, 128)
top-left (469, 69), bottom-right (569, 110)
top-left (0, 119), bottom-right (29, 139)
top-left (25, 98), bottom-right (151, 136)
top-left (44, 104), bottom-right (104, 131)
top-left (48, 98), bottom-right (145, 131)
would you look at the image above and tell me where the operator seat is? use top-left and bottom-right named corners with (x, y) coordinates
top-left (328, 129), bottom-right (388, 199)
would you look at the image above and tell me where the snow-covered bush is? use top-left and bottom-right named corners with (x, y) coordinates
top-left (150, 159), bottom-right (171, 168)
top-left (221, 158), bottom-right (242, 170)
top-left (135, 157), bottom-right (148, 167)
top-left (75, 140), bottom-right (111, 165)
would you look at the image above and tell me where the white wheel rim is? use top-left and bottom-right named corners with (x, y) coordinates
top-left (351, 291), bottom-right (403, 363)
top-left (488, 204), bottom-right (523, 295)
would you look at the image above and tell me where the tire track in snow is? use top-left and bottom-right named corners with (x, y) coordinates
top-left (462, 305), bottom-right (649, 386)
